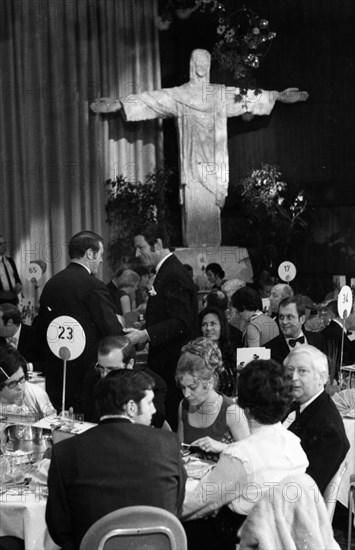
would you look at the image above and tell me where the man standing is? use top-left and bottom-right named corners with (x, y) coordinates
top-left (284, 345), bottom-right (349, 493)
top-left (36, 231), bottom-right (121, 412)
top-left (126, 224), bottom-right (198, 429)
top-left (46, 369), bottom-right (186, 550)
top-left (266, 296), bottom-right (326, 365)
top-left (0, 235), bottom-right (22, 299)
top-left (82, 335), bottom-right (167, 427)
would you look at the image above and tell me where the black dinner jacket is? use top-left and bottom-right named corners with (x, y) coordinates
top-left (145, 254), bottom-right (198, 380)
top-left (265, 330), bottom-right (327, 365)
top-left (46, 418), bottom-right (187, 550)
top-left (288, 391), bottom-right (350, 493)
top-left (0, 256), bottom-right (22, 291)
top-left (17, 323), bottom-right (46, 371)
top-left (321, 320), bottom-right (355, 380)
top-left (35, 263), bottom-right (122, 410)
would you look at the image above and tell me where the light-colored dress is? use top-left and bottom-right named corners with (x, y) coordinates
top-left (246, 312), bottom-right (279, 346)
top-left (182, 422), bottom-right (308, 520)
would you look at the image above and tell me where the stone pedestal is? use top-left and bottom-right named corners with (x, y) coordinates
top-left (174, 245), bottom-right (253, 287)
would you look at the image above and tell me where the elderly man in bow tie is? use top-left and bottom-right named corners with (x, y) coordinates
top-left (266, 296), bottom-right (326, 365)
top-left (283, 345), bottom-right (349, 493)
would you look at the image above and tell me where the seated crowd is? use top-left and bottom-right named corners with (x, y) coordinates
top-left (0, 228), bottom-right (353, 550)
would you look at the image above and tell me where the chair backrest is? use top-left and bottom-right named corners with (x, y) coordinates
top-left (323, 460), bottom-right (348, 521)
top-left (79, 506), bottom-right (187, 550)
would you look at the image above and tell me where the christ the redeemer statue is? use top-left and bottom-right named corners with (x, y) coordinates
top-left (91, 49), bottom-right (309, 248)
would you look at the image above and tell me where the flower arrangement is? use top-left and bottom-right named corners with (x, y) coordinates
top-left (226, 163), bottom-right (310, 266)
top-left (239, 163), bottom-right (307, 232)
top-left (157, 1), bottom-right (276, 87)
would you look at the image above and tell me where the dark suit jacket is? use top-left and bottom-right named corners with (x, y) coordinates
top-left (288, 391), bottom-right (350, 493)
top-left (145, 254), bottom-right (198, 382)
top-left (46, 418), bottom-right (187, 550)
top-left (0, 256), bottom-right (21, 291)
top-left (18, 323), bottom-right (46, 371)
top-left (265, 330), bottom-right (327, 365)
top-left (321, 321), bottom-right (355, 381)
top-left (35, 263), bottom-right (122, 411)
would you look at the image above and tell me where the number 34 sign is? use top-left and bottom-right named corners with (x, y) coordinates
top-left (47, 316), bottom-right (86, 361)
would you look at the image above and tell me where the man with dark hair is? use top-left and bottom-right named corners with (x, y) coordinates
top-left (46, 369), bottom-right (186, 550)
top-left (0, 303), bottom-right (44, 372)
top-left (36, 231), bottom-right (121, 412)
top-left (83, 335), bottom-right (167, 427)
top-left (126, 223), bottom-right (198, 429)
top-left (266, 295), bottom-right (326, 365)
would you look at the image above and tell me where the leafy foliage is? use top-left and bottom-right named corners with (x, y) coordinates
top-left (105, 166), bottom-right (174, 268)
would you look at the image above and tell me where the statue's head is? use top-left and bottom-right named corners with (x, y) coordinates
top-left (190, 49), bottom-right (211, 82)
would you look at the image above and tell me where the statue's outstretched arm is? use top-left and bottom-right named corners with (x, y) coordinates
top-left (276, 88), bottom-right (309, 103)
top-left (90, 97), bottom-right (122, 113)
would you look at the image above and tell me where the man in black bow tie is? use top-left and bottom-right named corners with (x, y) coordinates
top-left (283, 345), bottom-right (349, 493)
top-left (266, 296), bottom-right (326, 365)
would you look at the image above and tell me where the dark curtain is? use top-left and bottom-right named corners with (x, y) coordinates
top-left (0, 0), bottom-right (161, 313)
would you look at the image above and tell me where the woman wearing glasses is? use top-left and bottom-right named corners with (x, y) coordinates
top-left (0, 345), bottom-right (56, 422)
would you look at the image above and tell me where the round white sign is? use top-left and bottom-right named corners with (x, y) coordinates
top-left (23, 262), bottom-right (43, 282)
top-left (278, 261), bottom-right (297, 283)
top-left (337, 285), bottom-right (353, 319)
top-left (46, 316), bottom-right (86, 361)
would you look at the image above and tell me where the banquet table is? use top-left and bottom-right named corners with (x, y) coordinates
top-left (338, 416), bottom-right (355, 508)
top-left (0, 486), bottom-right (59, 550)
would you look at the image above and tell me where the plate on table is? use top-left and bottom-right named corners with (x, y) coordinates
top-left (185, 459), bottom-right (214, 480)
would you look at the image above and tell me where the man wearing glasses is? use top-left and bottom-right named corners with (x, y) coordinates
top-left (284, 344), bottom-right (349, 494)
top-left (83, 335), bottom-right (167, 427)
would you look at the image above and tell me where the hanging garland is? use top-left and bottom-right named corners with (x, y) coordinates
top-left (157, 0), bottom-right (276, 87)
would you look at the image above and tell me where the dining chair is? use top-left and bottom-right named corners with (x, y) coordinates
top-left (79, 505), bottom-right (187, 550)
top-left (323, 460), bottom-right (349, 522)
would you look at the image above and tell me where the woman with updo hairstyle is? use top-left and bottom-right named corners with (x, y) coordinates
top-left (199, 305), bottom-right (237, 396)
top-left (176, 337), bottom-right (249, 456)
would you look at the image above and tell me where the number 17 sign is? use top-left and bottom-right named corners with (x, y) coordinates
top-left (278, 261), bottom-right (297, 283)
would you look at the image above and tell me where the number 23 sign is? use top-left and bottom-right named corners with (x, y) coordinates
top-left (47, 316), bottom-right (86, 361)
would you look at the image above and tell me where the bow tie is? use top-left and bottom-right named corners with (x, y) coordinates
top-left (288, 336), bottom-right (305, 348)
top-left (289, 401), bottom-right (301, 419)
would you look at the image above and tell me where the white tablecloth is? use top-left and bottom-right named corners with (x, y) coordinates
top-left (0, 489), bottom-right (59, 550)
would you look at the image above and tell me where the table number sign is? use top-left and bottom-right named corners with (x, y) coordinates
top-left (278, 261), bottom-right (296, 283)
top-left (47, 316), bottom-right (86, 416)
top-left (23, 263), bottom-right (43, 283)
top-left (337, 285), bottom-right (353, 368)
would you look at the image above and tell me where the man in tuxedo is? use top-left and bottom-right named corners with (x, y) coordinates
top-left (36, 231), bottom-right (122, 412)
top-left (266, 296), bottom-right (326, 365)
top-left (0, 235), bottom-right (22, 301)
top-left (0, 303), bottom-right (45, 372)
top-left (321, 299), bottom-right (355, 382)
top-left (82, 335), bottom-right (167, 427)
top-left (125, 224), bottom-right (198, 429)
top-left (284, 345), bottom-right (349, 493)
top-left (46, 369), bottom-right (186, 550)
